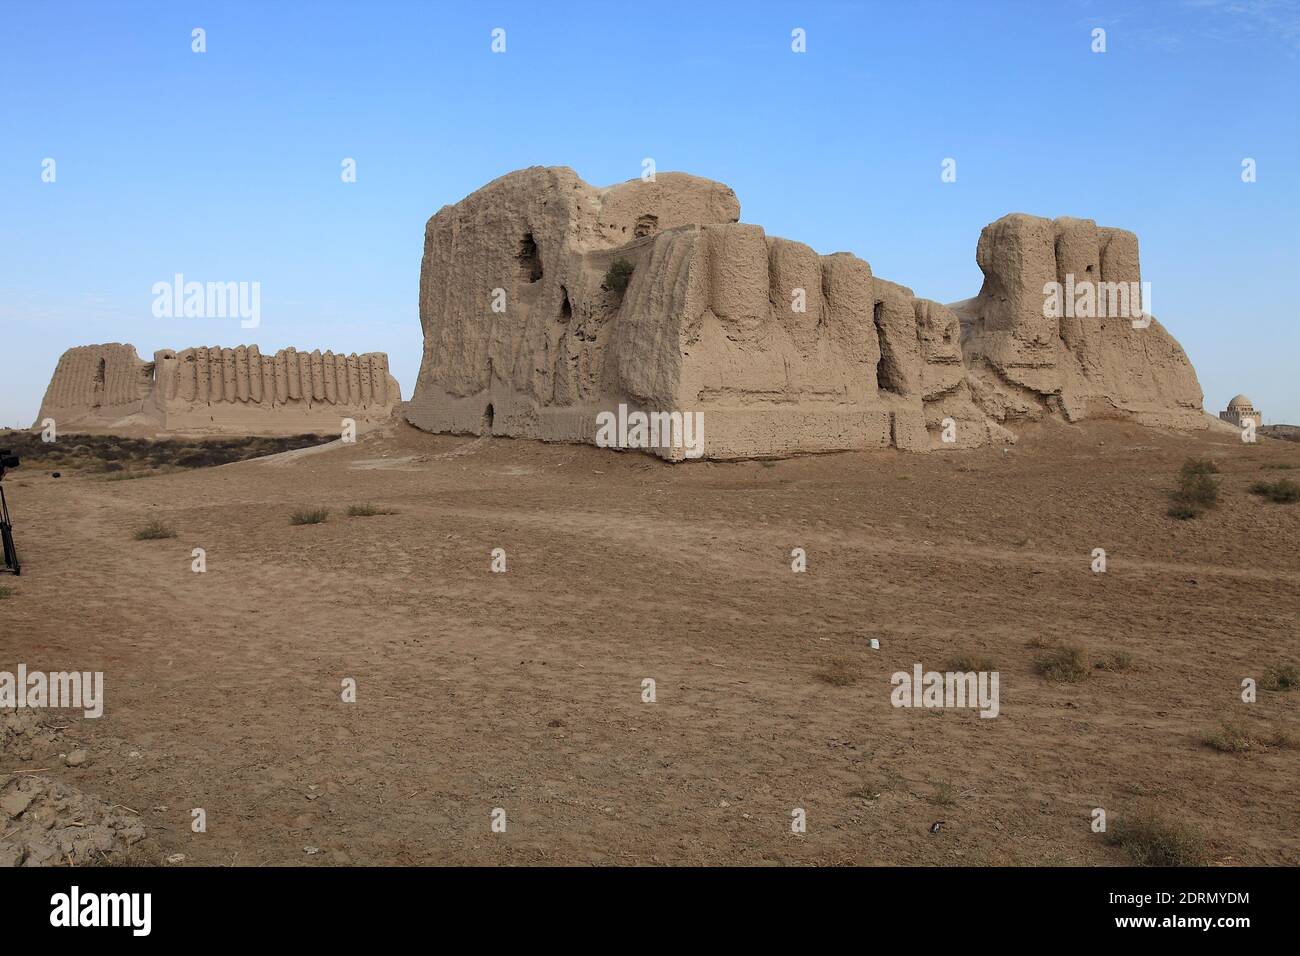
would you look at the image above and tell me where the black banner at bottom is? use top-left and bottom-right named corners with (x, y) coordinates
top-left (0, 865), bottom-right (1272, 940)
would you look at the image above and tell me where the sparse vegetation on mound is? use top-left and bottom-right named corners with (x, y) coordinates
top-left (133, 518), bottom-right (176, 540)
top-left (289, 508), bottom-right (330, 526)
top-left (347, 503), bottom-right (398, 517)
top-left (1033, 644), bottom-right (1090, 683)
top-left (1168, 458), bottom-right (1220, 518)
top-left (1104, 813), bottom-right (1208, 866)
top-left (1248, 478), bottom-right (1300, 503)
top-left (945, 655), bottom-right (996, 673)
top-left (0, 431), bottom-right (332, 477)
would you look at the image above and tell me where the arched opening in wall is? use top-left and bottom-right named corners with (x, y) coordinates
top-left (482, 403), bottom-right (495, 434)
top-left (873, 301), bottom-right (903, 395)
top-left (559, 286), bottom-right (572, 322)
top-left (517, 233), bottom-right (543, 283)
top-left (634, 214), bottom-right (659, 239)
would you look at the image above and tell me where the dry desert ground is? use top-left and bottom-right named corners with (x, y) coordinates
top-left (1, 418), bottom-right (1298, 866)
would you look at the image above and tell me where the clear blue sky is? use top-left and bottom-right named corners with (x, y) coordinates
top-left (2, 0), bottom-right (1297, 427)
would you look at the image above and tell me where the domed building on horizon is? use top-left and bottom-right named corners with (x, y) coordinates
top-left (1220, 394), bottom-right (1262, 428)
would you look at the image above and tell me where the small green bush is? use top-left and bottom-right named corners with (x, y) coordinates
top-left (1169, 462), bottom-right (1219, 518)
top-left (604, 259), bottom-right (634, 296)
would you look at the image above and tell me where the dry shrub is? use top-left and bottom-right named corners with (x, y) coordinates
top-left (1034, 644), bottom-right (1090, 683)
top-left (133, 518), bottom-right (176, 540)
top-left (289, 508), bottom-right (329, 526)
top-left (1104, 812), bottom-right (1208, 866)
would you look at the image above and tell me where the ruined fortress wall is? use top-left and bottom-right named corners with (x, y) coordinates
top-left (406, 167), bottom-right (1206, 459)
top-left (953, 213), bottom-right (1204, 429)
top-left (405, 168), bottom-right (1021, 458)
top-left (35, 344), bottom-right (400, 436)
top-left (35, 343), bottom-right (154, 428)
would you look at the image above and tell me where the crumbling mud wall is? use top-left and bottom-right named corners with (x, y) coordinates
top-left (950, 214), bottom-right (1204, 430)
top-left (34, 344), bottom-right (400, 436)
top-left (401, 167), bottom-right (1204, 459)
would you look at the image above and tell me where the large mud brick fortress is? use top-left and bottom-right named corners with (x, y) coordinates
top-left (405, 167), bottom-right (1205, 459)
top-left (35, 344), bottom-right (400, 435)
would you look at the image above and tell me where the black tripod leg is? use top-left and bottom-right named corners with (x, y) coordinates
top-left (0, 485), bottom-right (17, 575)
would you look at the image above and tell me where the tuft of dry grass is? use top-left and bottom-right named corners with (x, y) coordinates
top-left (133, 518), bottom-right (176, 540)
top-left (290, 507), bottom-right (330, 526)
top-left (1034, 644), bottom-right (1090, 683)
top-left (1201, 720), bottom-right (1255, 753)
top-left (1260, 663), bottom-right (1298, 691)
top-left (346, 503), bottom-right (397, 517)
top-left (1248, 478), bottom-right (1300, 503)
top-left (815, 657), bottom-right (860, 686)
top-left (928, 782), bottom-right (958, 806)
top-left (0, 586), bottom-right (12, 600)
top-left (1104, 812), bottom-right (1208, 866)
top-left (1180, 457), bottom-right (1220, 477)
top-left (1094, 650), bottom-right (1135, 672)
top-left (945, 654), bottom-right (996, 673)
top-left (1262, 727), bottom-right (1300, 750)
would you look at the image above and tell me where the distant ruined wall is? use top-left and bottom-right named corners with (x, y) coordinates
top-left (34, 344), bottom-right (400, 435)
top-left (406, 167), bottom-right (1205, 459)
top-left (36, 344), bottom-right (155, 427)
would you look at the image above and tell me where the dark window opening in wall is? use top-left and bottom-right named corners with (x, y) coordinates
top-left (91, 357), bottom-right (106, 405)
top-left (482, 403), bottom-right (495, 434)
top-left (559, 286), bottom-right (572, 322)
top-left (518, 233), bottom-right (543, 282)
top-left (873, 301), bottom-right (903, 395)
top-left (634, 214), bottom-right (659, 239)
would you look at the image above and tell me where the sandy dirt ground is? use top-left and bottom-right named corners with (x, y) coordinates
top-left (1, 417), bottom-right (1297, 866)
